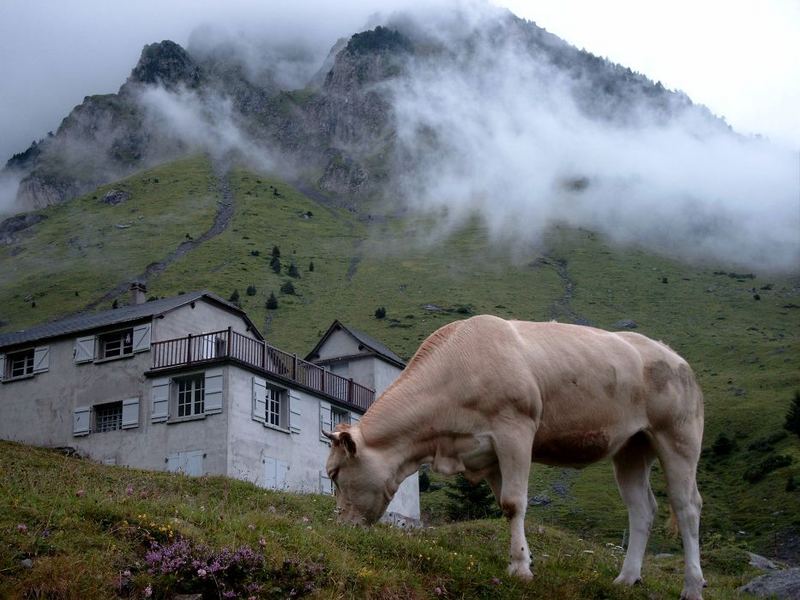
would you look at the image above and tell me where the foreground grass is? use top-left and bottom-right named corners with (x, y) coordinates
top-left (0, 441), bottom-right (758, 599)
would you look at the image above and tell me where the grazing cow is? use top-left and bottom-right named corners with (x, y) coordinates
top-left (324, 316), bottom-right (705, 600)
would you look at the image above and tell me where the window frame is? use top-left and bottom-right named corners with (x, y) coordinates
top-left (175, 374), bottom-right (205, 419)
top-left (5, 348), bottom-right (35, 379)
top-left (97, 327), bottom-right (134, 360)
top-left (94, 401), bottom-right (123, 433)
top-left (264, 384), bottom-right (289, 432)
top-left (331, 406), bottom-right (351, 427)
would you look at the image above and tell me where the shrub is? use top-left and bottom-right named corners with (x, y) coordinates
top-left (271, 245), bottom-right (281, 258)
top-left (270, 256), bottom-right (281, 274)
top-left (743, 454), bottom-right (793, 483)
top-left (711, 433), bottom-right (736, 457)
top-left (374, 306), bottom-right (386, 319)
top-left (250, 249), bottom-right (260, 256)
top-left (785, 391), bottom-right (800, 438)
top-left (308, 261), bottom-right (315, 272)
top-left (229, 289), bottom-right (240, 304)
top-left (280, 281), bottom-right (295, 295)
top-left (266, 293), bottom-right (278, 310)
top-left (444, 475), bottom-right (500, 521)
top-left (246, 285), bottom-right (257, 296)
top-left (748, 431), bottom-right (788, 452)
top-left (419, 469), bottom-right (431, 493)
top-left (287, 263), bottom-right (300, 278)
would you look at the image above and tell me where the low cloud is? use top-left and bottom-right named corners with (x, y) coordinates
top-left (385, 8), bottom-right (800, 272)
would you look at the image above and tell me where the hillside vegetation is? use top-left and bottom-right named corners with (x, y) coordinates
top-left (1, 157), bottom-right (799, 564)
top-left (0, 441), bottom-right (761, 599)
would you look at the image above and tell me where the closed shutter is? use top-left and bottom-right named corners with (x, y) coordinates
top-left (289, 391), bottom-right (301, 434)
top-left (166, 453), bottom-right (180, 472)
top-left (74, 336), bottom-right (95, 363)
top-left (151, 378), bottom-right (170, 423)
top-left (33, 346), bottom-right (49, 373)
top-left (122, 397), bottom-right (139, 429)
top-left (184, 450), bottom-right (204, 476)
top-left (252, 377), bottom-right (267, 424)
top-left (132, 323), bottom-right (151, 353)
top-left (0, 354), bottom-right (5, 381)
top-left (264, 456), bottom-right (277, 489)
top-left (319, 401), bottom-right (332, 443)
top-left (204, 369), bottom-right (223, 414)
top-left (277, 460), bottom-right (289, 489)
top-left (73, 406), bottom-right (91, 436)
top-left (320, 470), bottom-right (333, 495)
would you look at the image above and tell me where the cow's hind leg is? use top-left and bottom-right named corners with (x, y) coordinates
top-left (493, 428), bottom-right (535, 579)
top-left (652, 427), bottom-right (704, 600)
top-left (612, 432), bottom-right (657, 586)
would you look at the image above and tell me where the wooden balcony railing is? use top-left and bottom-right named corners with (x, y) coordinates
top-left (151, 328), bottom-right (375, 411)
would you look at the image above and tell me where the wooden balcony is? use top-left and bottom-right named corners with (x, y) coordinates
top-left (151, 328), bottom-right (375, 412)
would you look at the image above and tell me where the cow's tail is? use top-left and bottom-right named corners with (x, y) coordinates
top-left (668, 505), bottom-right (679, 537)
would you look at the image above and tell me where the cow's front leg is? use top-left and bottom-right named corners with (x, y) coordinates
top-left (492, 429), bottom-right (535, 579)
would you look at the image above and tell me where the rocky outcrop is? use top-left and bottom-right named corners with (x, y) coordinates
top-left (0, 213), bottom-right (47, 245)
top-left (739, 568), bottom-right (800, 599)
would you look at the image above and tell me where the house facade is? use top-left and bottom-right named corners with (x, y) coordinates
top-left (0, 289), bottom-right (419, 522)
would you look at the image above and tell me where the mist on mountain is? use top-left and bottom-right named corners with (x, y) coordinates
top-left (1, 1), bottom-right (797, 272)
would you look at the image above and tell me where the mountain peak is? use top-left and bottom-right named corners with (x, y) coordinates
top-left (127, 40), bottom-right (201, 89)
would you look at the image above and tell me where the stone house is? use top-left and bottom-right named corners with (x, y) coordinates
top-left (0, 288), bottom-right (419, 521)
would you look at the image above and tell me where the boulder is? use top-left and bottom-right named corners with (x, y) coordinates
top-left (739, 568), bottom-right (800, 599)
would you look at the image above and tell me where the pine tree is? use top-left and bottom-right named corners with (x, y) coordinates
top-left (271, 245), bottom-right (281, 258)
top-left (266, 292), bottom-right (278, 310)
top-left (308, 261), bottom-right (315, 272)
top-left (287, 262), bottom-right (300, 278)
top-left (229, 289), bottom-right (240, 304)
top-left (270, 256), bottom-right (281, 274)
top-left (444, 475), bottom-right (500, 521)
top-left (374, 306), bottom-right (386, 319)
top-left (785, 391), bottom-right (800, 438)
top-left (280, 281), bottom-right (295, 295)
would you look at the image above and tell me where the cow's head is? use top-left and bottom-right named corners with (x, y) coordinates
top-left (323, 424), bottom-right (393, 525)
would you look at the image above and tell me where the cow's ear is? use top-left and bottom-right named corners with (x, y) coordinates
top-left (339, 431), bottom-right (357, 457)
top-left (326, 430), bottom-right (357, 456)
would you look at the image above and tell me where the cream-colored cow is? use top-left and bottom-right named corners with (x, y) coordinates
top-left (324, 316), bottom-right (705, 600)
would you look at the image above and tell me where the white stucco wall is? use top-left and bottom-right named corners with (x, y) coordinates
top-left (314, 329), bottom-right (362, 360)
top-left (0, 332), bottom-right (229, 475)
top-left (153, 300), bottom-right (256, 341)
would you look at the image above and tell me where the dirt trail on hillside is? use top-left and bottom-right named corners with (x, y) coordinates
top-left (84, 169), bottom-right (235, 310)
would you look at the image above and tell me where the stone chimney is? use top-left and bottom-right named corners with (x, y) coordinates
top-left (130, 282), bottom-right (147, 305)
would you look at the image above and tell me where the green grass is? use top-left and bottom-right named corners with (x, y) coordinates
top-left (1, 155), bottom-right (798, 562)
top-left (0, 155), bottom-right (217, 327)
top-left (0, 441), bottom-right (759, 599)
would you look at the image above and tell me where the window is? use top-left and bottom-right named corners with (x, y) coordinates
top-left (177, 375), bottom-right (205, 417)
top-left (7, 349), bottom-right (34, 378)
top-left (267, 387), bottom-right (282, 427)
top-left (332, 406), bottom-right (351, 427)
top-left (99, 328), bottom-right (133, 359)
top-left (95, 401), bottom-right (123, 432)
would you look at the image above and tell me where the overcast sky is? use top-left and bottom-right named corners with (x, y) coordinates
top-left (0, 0), bottom-right (798, 164)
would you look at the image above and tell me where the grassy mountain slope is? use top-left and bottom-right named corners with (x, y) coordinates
top-left (0, 441), bottom-right (759, 599)
top-left (0, 157), bottom-right (798, 561)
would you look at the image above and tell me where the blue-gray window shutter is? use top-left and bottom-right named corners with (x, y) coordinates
top-left (74, 336), bottom-right (95, 363)
top-left (122, 397), bottom-right (139, 429)
top-left (151, 378), bottom-right (170, 422)
top-left (33, 346), bottom-right (49, 373)
top-left (0, 354), bottom-right (5, 381)
top-left (132, 323), bottom-right (151, 353)
top-left (73, 406), bottom-right (91, 436)
top-left (204, 369), bottom-right (223, 414)
top-left (289, 391), bottom-right (301, 434)
top-left (319, 401), bottom-right (332, 443)
top-left (252, 377), bottom-right (267, 424)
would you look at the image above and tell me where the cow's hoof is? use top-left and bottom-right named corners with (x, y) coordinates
top-left (507, 562), bottom-right (533, 580)
top-left (613, 573), bottom-right (642, 586)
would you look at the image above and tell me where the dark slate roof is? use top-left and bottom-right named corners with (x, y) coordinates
top-left (305, 320), bottom-right (406, 368)
top-left (0, 291), bottom-right (263, 350)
